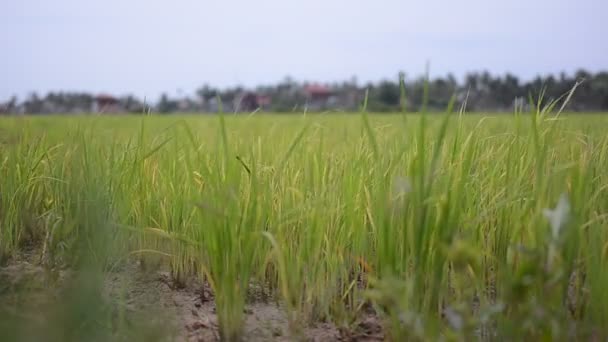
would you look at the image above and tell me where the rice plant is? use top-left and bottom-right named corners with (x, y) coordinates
top-left (1, 102), bottom-right (607, 340)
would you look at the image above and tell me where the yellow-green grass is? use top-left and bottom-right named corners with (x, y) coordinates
top-left (1, 111), bottom-right (608, 340)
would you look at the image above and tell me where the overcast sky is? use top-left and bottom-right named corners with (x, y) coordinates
top-left (1, 0), bottom-right (607, 101)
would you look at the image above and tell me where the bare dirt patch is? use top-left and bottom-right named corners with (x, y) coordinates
top-left (2, 257), bottom-right (384, 341)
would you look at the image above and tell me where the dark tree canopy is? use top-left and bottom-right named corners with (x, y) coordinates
top-left (3, 70), bottom-right (607, 114)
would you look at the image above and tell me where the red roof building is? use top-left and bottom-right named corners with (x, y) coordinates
top-left (93, 94), bottom-right (123, 113)
top-left (304, 84), bottom-right (332, 100)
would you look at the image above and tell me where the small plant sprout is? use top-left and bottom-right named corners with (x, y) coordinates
top-left (543, 193), bottom-right (571, 241)
top-left (392, 176), bottom-right (412, 200)
top-left (443, 306), bottom-right (464, 331)
top-left (543, 193), bottom-right (571, 271)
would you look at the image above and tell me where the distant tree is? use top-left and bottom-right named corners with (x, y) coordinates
top-left (121, 95), bottom-right (146, 113)
top-left (196, 85), bottom-right (218, 102)
top-left (0, 96), bottom-right (16, 114)
top-left (429, 76), bottom-right (457, 109)
top-left (24, 92), bottom-right (43, 114)
top-left (592, 72), bottom-right (608, 109)
top-left (368, 80), bottom-right (400, 111)
top-left (377, 80), bottom-right (400, 106)
top-left (157, 93), bottom-right (178, 113)
top-left (7, 96), bottom-right (18, 112)
top-left (7, 69), bottom-right (608, 114)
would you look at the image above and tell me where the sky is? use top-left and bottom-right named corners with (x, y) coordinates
top-left (1, 0), bottom-right (607, 101)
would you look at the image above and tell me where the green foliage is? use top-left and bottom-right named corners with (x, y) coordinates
top-left (1, 108), bottom-right (608, 340)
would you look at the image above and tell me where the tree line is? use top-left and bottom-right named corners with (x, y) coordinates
top-left (1, 69), bottom-right (607, 115)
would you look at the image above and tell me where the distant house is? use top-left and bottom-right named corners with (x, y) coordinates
top-left (236, 92), bottom-right (272, 112)
top-left (256, 94), bottom-right (271, 108)
top-left (303, 84), bottom-right (333, 110)
top-left (92, 94), bottom-right (123, 113)
top-left (177, 98), bottom-right (196, 112)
